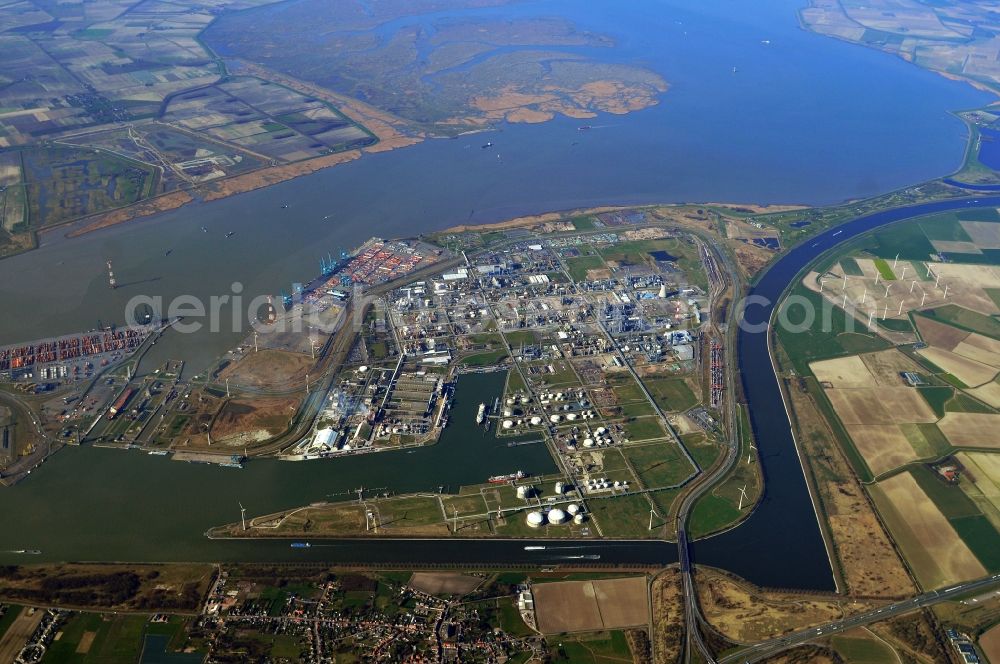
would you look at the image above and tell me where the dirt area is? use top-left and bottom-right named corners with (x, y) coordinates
top-left (704, 203), bottom-right (809, 214)
top-left (980, 622), bottom-right (1000, 664)
top-left (210, 396), bottom-right (301, 445)
top-left (695, 567), bottom-right (875, 643)
top-left (845, 424), bottom-right (919, 476)
top-left (0, 607), bottom-right (43, 663)
top-left (440, 205), bottom-right (633, 234)
top-left (810, 356), bottom-right (876, 388)
top-left (938, 413), bottom-right (1000, 448)
top-left (928, 264), bottom-right (1000, 314)
top-left (918, 346), bottom-right (998, 387)
top-left (66, 190), bottom-right (194, 237)
top-left (533, 576), bottom-right (648, 633)
top-left (955, 451), bottom-right (1000, 514)
top-left (218, 349), bottom-right (314, 390)
top-left (760, 646), bottom-right (839, 664)
top-left (868, 610), bottom-right (953, 663)
top-left (785, 378), bottom-right (914, 597)
top-left (819, 260), bottom-right (990, 337)
top-left (651, 569), bottom-right (683, 664)
top-left (470, 78), bottom-right (667, 124)
top-left (0, 563), bottom-right (214, 611)
top-left (860, 349), bottom-right (927, 386)
top-left (731, 239), bottom-right (773, 277)
top-left (586, 267), bottom-right (613, 281)
top-left (915, 315), bottom-right (969, 350)
top-left (825, 387), bottom-right (936, 425)
top-left (76, 631), bottom-right (97, 654)
top-left (870, 472), bottom-right (986, 589)
top-left (407, 572), bottom-right (482, 596)
top-left (953, 332), bottom-right (1000, 368)
top-left (970, 380), bottom-right (1000, 408)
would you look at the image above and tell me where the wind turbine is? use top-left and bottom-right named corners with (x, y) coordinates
top-left (747, 441), bottom-right (757, 465)
top-left (737, 485), bottom-right (749, 511)
top-left (239, 502), bottom-right (247, 531)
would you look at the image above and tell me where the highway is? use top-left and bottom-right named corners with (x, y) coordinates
top-left (720, 574), bottom-right (1000, 663)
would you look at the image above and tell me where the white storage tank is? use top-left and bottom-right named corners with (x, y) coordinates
top-left (583, 438), bottom-right (595, 448)
top-left (526, 511), bottom-right (546, 528)
top-left (567, 503), bottom-right (580, 515)
top-left (548, 508), bottom-right (568, 524)
top-left (555, 481), bottom-right (565, 494)
top-left (530, 416), bottom-right (542, 425)
top-left (549, 414), bottom-right (561, 423)
top-left (573, 513), bottom-right (585, 524)
top-left (502, 419), bottom-right (514, 429)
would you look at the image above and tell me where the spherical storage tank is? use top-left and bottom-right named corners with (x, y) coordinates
top-left (548, 508), bottom-right (568, 524)
top-left (526, 511), bottom-right (546, 528)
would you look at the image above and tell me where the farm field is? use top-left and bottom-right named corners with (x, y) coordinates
top-left (532, 576), bottom-right (648, 634)
top-left (981, 622), bottom-right (1000, 664)
top-left (869, 472), bottom-right (985, 589)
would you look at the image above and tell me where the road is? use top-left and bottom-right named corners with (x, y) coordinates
top-left (721, 574), bottom-right (1000, 663)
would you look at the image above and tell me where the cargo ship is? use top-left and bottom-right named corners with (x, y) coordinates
top-left (475, 403), bottom-right (486, 424)
top-left (489, 470), bottom-right (526, 484)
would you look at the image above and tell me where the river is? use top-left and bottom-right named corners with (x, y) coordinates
top-left (0, 0), bottom-right (995, 587)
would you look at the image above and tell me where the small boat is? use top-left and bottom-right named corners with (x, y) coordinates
top-left (165, 249), bottom-right (172, 257)
top-left (201, 227), bottom-right (208, 233)
top-left (226, 232), bottom-right (235, 238)
top-left (476, 403), bottom-right (486, 425)
top-left (281, 203), bottom-right (289, 209)
top-left (524, 545), bottom-right (546, 551)
top-left (290, 542), bottom-right (311, 549)
top-left (577, 125), bottom-right (592, 131)
top-left (481, 141), bottom-right (493, 149)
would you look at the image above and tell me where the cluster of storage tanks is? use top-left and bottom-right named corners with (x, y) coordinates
top-left (499, 391), bottom-right (598, 430)
top-left (584, 477), bottom-right (629, 493)
top-left (526, 502), bottom-right (586, 527)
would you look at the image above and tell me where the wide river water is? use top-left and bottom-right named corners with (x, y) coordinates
top-left (0, 0), bottom-right (994, 587)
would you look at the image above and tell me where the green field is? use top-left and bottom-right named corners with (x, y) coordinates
top-left (622, 416), bottom-right (666, 441)
top-left (622, 440), bottom-right (693, 488)
top-left (919, 305), bottom-right (1000, 340)
top-left (588, 494), bottom-right (662, 537)
top-left (548, 631), bottom-right (633, 663)
top-left (831, 632), bottom-right (899, 663)
top-left (918, 386), bottom-right (953, 418)
top-left (777, 285), bottom-right (891, 374)
top-left (565, 256), bottom-right (607, 282)
top-left (839, 257), bottom-right (864, 276)
top-left (461, 350), bottom-right (509, 367)
top-left (43, 613), bottom-right (148, 664)
top-left (645, 377), bottom-right (698, 412)
top-left (872, 257), bottom-right (896, 280)
top-left (951, 516), bottom-right (1000, 572)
